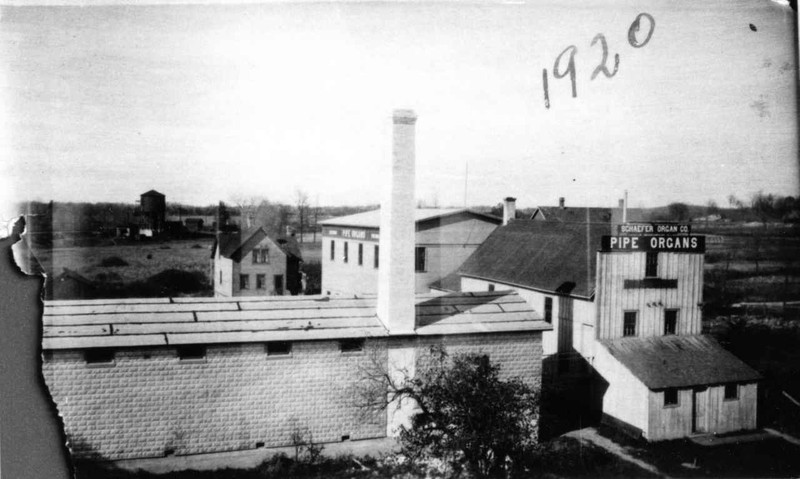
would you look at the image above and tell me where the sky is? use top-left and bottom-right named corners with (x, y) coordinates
top-left (0, 0), bottom-right (797, 220)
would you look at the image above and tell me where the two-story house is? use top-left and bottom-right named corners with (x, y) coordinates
top-left (458, 213), bottom-right (760, 441)
top-left (212, 227), bottom-right (303, 297)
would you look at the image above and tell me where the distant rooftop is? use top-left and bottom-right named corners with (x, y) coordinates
top-left (319, 208), bottom-right (500, 229)
top-left (43, 291), bottom-right (550, 350)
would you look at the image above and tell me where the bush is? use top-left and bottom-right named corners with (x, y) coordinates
top-left (98, 256), bottom-right (129, 267)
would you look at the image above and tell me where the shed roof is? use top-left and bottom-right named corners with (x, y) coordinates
top-left (599, 335), bottom-right (761, 389)
top-left (319, 208), bottom-right (500, 229)
top-left (458, 220), bottom-right (611, 298)
top-left (42, 291), bottom-right (550, 350)
top-left (212, 227), bottom-right (302, 262)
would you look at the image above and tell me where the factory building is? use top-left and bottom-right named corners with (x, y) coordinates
top-left (458, 204), bottom-right (760, 441)
top-left (320, 209), bottom-right (500, 296)
top-left (41, 110), bottom-right (551, 462)
top-left (211, 227), bottom-right (303, 297)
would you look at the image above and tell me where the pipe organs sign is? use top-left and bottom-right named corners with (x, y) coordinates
top-left (602, 234), bottom-right (705, 253)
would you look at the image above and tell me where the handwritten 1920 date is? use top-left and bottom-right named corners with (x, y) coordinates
top-left (543, 13), bottom-right (655, 109)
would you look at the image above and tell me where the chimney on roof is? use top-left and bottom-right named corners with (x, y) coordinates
top-left (559, 197), bottom-right (565, 209)
top-left (503, 197), bottom-right (516, 226)
top-left (377, 109), bottom-right (417, 334)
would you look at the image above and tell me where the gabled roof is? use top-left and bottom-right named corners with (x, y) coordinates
top-left (531, 206), bottom-right (613, 223)
top-left (458, 220), bottom-right (611, 298)
top-left (319, 208), bottom-right (501, 229)
top-left (212, 227), bottom-right (303, 262)
top-left (599, 335), bottom-right (761, 390)
top-left (141, 190), bottom-right (165, 197)
top-left (41, 291), bottom-right (550, 349)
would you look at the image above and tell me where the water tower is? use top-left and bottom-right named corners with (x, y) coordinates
top-left (140, 190), bottom-right (166, 235)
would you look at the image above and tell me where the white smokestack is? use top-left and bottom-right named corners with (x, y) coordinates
top-left (377, 110), bottom-right (417, 334)
top-left (503, 197), bottom-right (516, 226)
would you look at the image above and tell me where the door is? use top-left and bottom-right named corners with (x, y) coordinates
top-left (693, 387), bottom-right (708, 433)
top-left (273, 275), bottom-right (284, 295)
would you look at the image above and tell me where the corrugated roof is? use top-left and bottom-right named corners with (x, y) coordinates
top-left (42, 291), bottom-right (550, 349)
top-left (319, 208), bottom-right (500, 228)
top-left (213, 227), bottom-right (302, 262)
top-left (458, 220), bottom-right (611, 298)
top-left (599, 335), bottom-right (761, 389)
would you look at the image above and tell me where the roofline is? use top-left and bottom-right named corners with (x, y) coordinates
top-left (459, 273), bottom-right (595, 301)
top-left (319, 209), bottom-right (502, 228)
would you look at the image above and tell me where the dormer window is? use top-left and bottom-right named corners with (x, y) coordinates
top-left (645, 252), bottom-right (658, 277)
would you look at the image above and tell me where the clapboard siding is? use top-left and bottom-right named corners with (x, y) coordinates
top-left (596, 252), bottom-right (704, 340)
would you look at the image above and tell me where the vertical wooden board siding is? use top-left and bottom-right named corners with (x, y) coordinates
top-left (647, 389), bottom-right (693, 441)
top-left (705, 383), bottom-right (758, 434)
top-left (597, 252), bottom-right (703, 340)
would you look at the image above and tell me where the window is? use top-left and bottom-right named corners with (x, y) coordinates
top-left (266, 341), bottom-right (292, 356)
top-left (85, 348), bottom-right (114, 365)
top-left (178, 345), bottom-right (206, 361)
top-left (374, 245), bottom-right (379, 269)
top-left (664, 388), bottom-right (679, 407)
top-left (358, 243), bottom-right (363, 266)
top-left (344, 242), bottom-right (349, 263)
top-left (488, 284), bottom-right (495, 292)
top-left (724, 383), bottom-right (739, 400)
top-left (240, 274), bottom-right (250, 290)
top-left (664, 309), bottom-right (678, 335)
top-left (623, 311), bottom-right (637, 337)
top-left (340, 338), bottom-right (365, 353)
top-left (544, 297), bottom-right (553, 324)
top-left (256, 274), bottom-right (266, 290)
top-left (219, 270), bottom-right (222, 284)
top-left (645, 252), bottom-right (658, 277)
top-left (415, 247), bottom-right (426, 272)
top-left (330, 240), bottom-right (335, 261)
top-left (252, 248), bottom-right (269, 264)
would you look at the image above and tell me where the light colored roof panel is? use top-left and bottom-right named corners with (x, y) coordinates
top-left (42, 291), bottom-right (550, 349)
top-left (320, 208), bottom-right (468, 228)
top-left (44, 312), bottom-right (196, 326)
top-left (45, 302), bottom-right (238, 316)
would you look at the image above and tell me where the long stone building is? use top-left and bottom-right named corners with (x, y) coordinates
top-left (41, 110), bottom-right (551, 461)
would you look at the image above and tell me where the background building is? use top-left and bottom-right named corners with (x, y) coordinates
top-left (212, 227), bottom-right (303, 297)
top-left (320, 209), bottom-right (500, 295)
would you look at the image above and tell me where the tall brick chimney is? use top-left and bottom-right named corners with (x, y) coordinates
top-left (503, 197), bottom-right (516, 226)
top-left (559, 197), bottom-right (566, 209)
top-left (377, 110), bottom-right (417, 334)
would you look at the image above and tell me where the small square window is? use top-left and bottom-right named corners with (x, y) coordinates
top-left (266, 341), bottom-right (292, 356)
top-left (488, 284), bottom-right (495, 292)
top-left (664, 388), bottom-right (679, 407)
top-left (340, 338), bottom-right (365, 353)
top-left (724, 383), bottom-right (739, 400)
top-left (85, 348), bottom-right (115, 366)
top-left (178, 345), bottom-right (206, 361)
